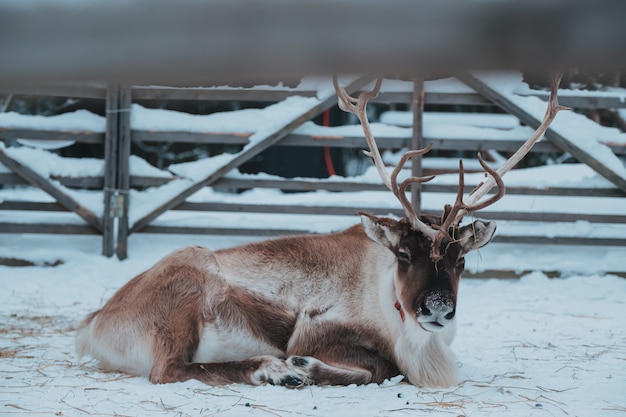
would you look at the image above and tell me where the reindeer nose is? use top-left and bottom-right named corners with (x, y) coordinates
top-left (417, 293), bottom-right (455, 331)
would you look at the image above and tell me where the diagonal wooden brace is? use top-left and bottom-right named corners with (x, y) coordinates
top-left (130, 75), bottom-right (376, 233)
top-left (456, 72), bottom-right (626, 193)
top-left (0, 147), bottom-right (103, 232)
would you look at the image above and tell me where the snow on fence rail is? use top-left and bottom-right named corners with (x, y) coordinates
top-left (1, 75), bottom-right (625, 259)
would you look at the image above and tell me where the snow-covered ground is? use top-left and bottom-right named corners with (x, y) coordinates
top-left (0, 232), bottom-right (625, 417)
top-left (1, 73), bottom-right (625, 416)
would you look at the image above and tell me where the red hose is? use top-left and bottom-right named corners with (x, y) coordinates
top-left (322, 109), bottom-right (336, 176)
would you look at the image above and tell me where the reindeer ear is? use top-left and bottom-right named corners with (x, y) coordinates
top-left (359, 213), bottom-right (401, 250)
top-left (458, 220), bottom-right (497, 253)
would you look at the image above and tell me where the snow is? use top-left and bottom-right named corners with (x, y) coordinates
top-left (0, 109), bottom-right (105, 133)
top-left (131, 97), bottom-right (320, 139)
top-left (1, 72), bottom-right (626, 416)
top-left (473, 72), bottom-right (626, 177)
top-left (1, 233), bottom-right (625, 417)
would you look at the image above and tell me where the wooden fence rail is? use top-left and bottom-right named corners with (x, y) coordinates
top-left (1, 76), bottom-right (625, 258)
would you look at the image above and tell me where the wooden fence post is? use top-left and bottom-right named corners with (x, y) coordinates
top-left (116, 85), bottom-right (132, 260)
top-left (102, 84), bottom-right (119, 257)
top-left (411, 76), bottom-right (425, 211)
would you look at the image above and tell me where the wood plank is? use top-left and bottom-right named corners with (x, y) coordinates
top-left (456, 72), bottom-right (626, 192)
top-left (0, 83), bottom-right (107, 99)
top-left (129, 128), bottom-right (623, 155)
top-left (4, 172), bottom-right (620, 197)
top-left (492, 235), bottom-right (626, 246)
top-left (0, 222), bottom-right (100, 235)
top-left (523, 89), bottom-right (626, 109)
top-left (0, 201), bottom-right (66, 211)
top-left (131, 86), bottom-right (317, 102)
top-left (0, 129), bottom-right (104, 144)
top-left (278, 133), bottom-right (562, 152)
top-left (173, 202), bottom-right (400, 217)
top-left (214, 177), bottom-right (625, 197)
top-left (132, 225), bottom-right (626, 247)
top-left (138, 225), bottom-right (308, 237)
top-left (131, 130), bottom-right (250, 145)
top-left (129, 75), bottom-right (376, 233)
top-left (170, 202), bottom-right (625, 224)
top-left (0, 148), bottom-right (103, 232)
top-left (44, 175), bottom-right (175, 189)
top-left (130, 86), bottom-right (493, 106)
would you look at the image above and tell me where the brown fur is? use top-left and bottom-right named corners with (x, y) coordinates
top-left (76, 216), bottom-right (496, 388)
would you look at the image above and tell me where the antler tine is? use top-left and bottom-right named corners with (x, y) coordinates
top-left (391, 146), bottom-right (436, 228)
top-left (435, 159), bottom-right (467, 240)
top-left (390, 144), bottom-right (435, 188)
top-left (333, 75), bottom-right (391, 189)
top-left (449, 70), bottom-right (568, 226)
top-left (465, 153), bottom-right (505, 212)
top-left (332, 75), bottom-right (383, 114)
top-left (438, 154), bottom-right (505, 240)
top-left (332, 75), bottom-right (438, 240)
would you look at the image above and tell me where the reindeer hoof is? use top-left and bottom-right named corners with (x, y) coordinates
top-left (250, 355), bottom-right (309, 388)
top-left (290, 356), bottom-right (309, 367)
top-left (279, 375), bottom-right (305, 388)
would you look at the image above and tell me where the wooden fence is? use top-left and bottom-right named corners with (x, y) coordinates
top-left (1, 75), bottom-right (625, 258)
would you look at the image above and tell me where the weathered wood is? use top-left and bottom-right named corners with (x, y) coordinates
top-left (0, 129), bottom-right (104, 144)
top-left (2, 80), bottom-right (622, 111)
top-left (0, 148), bottom-right (103, 232)
top-left (279, 133), bottom-right (562, 152)
top-left (3, 173), bottom-right (621, 197)
top-left (44, 175), bottom-right (175, 189)
top-left (138, 225), bottom-right (308, 237)
top-left (0, 201), bottom-right (66, 211)
top-left (132, 224), bottom-right (626, 247)
top-left (456, 73), bottom-right (626, 193)
top-left (130, 129), bottom-right (625, 155)
top-left (102, 85), bottom-right (119, 257)
top-left (214, 177), bottom-right (626, 198)
top-left (492, 235), bottom-right (626, 247)
top-left (411, 77), bottom-right (425, 210)
top-left (131, 86), bottom-right (317, 102)
top-left (116, 85), bottom-right (132, 260)
top-left (132, 130), bottom-right (251, 145)
top-left (525, 90), bottom-right (626, 110)
top-left (421, 183), bottom-right (625, 198)
top-left (171, 202), bottom-right (625, 224)
top-left (173, 202), bottom-right (402, 218)
top-left (0, 222), bottom-right (99, 235)
top-left (130, 86), bottom-right (493, 106)
top-left (130, 75), bottom-right (376, 233)
top-left (0, 83), bottom-right (107, 99)
top-left (471, 211), bottom-right (626, 224)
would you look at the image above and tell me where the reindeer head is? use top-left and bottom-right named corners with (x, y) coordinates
top-left (360, 212), bottom-right (495, 332)
top-left (333, 73), bottom-right (565, 331)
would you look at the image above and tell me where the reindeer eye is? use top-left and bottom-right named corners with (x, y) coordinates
top-left (397, 249), bottom-right (411, 263)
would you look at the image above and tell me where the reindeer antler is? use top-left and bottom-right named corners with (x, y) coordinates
top-left (333, 73), bottom-right (566, 261)
top-left (448, 71), bottom-right (569, 226)
top-left (333, 75), bottom-right (439, 242)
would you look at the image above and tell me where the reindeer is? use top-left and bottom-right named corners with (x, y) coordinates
top-left (76, 74), bottom-right (565, 388)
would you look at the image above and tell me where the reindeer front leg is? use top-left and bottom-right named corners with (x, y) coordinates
top-left (286, 325), bottom-right (400, 386)
top-left (159, 356), bottom-right (308, 388)
top-left (286, 356), bottom-right (376, 385)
